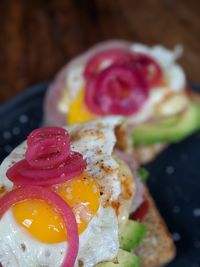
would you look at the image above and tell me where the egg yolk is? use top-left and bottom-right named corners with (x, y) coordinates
top-left (13, 173), bottom-right (100, 243)
top-left (67, 89), bottom-right (96, 125)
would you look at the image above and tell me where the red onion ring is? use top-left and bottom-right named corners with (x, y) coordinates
top-left (7, 152), bottom-right (86, 186)
top-left (44, 40), bottom-right (130, 126)
top-left (26, 127), bottom-right (71, 169)
top-left (25, 137), bottom-right (70, 169)
top-left (27, 127), bottom-right (69, 146)
top-left (0, 186), bottom-right (79, 267)
top-left (83, 48), bottom-right (162, 116)
top-left (130, 53), bottom-right (162, 87)
top-left (85, 64), bottom-right (149, 115)
top-left (84, 49), bottom-right (135, 79)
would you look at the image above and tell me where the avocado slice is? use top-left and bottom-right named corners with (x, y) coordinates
top-left (95, 249), bottom-right (141, 267)
top-left (133, 103), bottom-right (200, 146)
top-left (119, 220), bottom-right (147, 251)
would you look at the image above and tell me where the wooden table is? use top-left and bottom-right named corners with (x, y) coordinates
top-left (0, 0), bottom-right (199, 104)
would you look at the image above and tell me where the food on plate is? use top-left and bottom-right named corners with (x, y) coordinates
top-left (44, 40), bottom-right (200, 164)
top-left (0, 118), bottom-right (175, 267)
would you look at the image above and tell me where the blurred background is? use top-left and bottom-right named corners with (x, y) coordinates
top-left (0, 0), bottom-right (199, 104)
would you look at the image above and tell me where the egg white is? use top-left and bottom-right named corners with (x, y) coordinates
top-left (0, 142), bottom-right (26, 193)
top-left (69, 117), bottom-right (122, 202)
top-left (0, 206), bottom-right (118, 267)
top-left (0, 117), bottom-right (122, 267)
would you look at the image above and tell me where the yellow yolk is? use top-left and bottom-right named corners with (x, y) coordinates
top-left (67, 89), bottom-right (96, 125)
top-left (13, 173), bottom-right (100, 243)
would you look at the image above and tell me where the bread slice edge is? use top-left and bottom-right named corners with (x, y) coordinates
top-left (135, 186), bottom-right (176, 267)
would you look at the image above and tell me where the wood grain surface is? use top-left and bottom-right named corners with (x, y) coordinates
top-left (0, 0), bottom-right (199, 104)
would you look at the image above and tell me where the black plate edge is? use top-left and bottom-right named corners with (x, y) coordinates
top-left (0, 81), bottom-right (51, 116)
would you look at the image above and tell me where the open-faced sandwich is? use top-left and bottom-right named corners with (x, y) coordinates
top-left (44, 40), bottom-right (200, 164)
top-left (0, 118), bottom-right (175, 267)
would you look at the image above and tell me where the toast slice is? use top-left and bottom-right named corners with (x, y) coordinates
top-left (116, 124), bottom-right (168, 166)
top-left (134, 144), bottom-right (168, 165)
top-left (135, 186), bottom-right (176, 267)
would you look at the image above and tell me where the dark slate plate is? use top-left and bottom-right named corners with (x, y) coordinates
top-left (0, 82), bottom-right (200, 266)
top-left (0, 82), bottom-right (50, 161)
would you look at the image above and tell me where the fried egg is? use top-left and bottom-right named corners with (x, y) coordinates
top-left (56, 42), bottom-right (187, 126)
top-left (0, 117), bottom-right (135, 267)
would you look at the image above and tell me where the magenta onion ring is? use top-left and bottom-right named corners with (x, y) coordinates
top-left (26, 127), bottom-right (71, 169)
top-left (84, 48), bottom-right (162, 116)
top-left (7, 152), bottom-right (86, 186)
top-left (27, 127), bottom-right (69, 146)
top-left (43, 40), bottom-right (131, 126)
top-left (0, 186), bottom-right (79, 267)
top-left (129, 52), bottom-right (162, 87)
top-left (84, 49), bottom-right (135, 79)
top-left (85, 64), bottom-right (149, 115)
top-left (25, 137), bottom-right (70, 169)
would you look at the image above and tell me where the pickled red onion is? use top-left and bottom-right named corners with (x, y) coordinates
top-left (7, 152), bottom-right (86, 186)
top-left (26, 127), bottom-right (71, 169)
top-left (0, 186), bottom-right (79, 267)
top-left (25, 137), bottom-right (70, 169)
top-left (84, 48), bottom-right (163, 116)
top-left (85, 65), bottom-right (149, 115)
top-left (130, 53), bottom-right (162, 87)
top-left (84, 49), bottom-right (162, 87)
top-left (7, 127), bottom-right (87, 185)
top-left (27, 127), bottom-right (69, 146)
top-left (44, 40), bottom-right (130, 126)
top-left (84, 49), bottom-right (134, 79)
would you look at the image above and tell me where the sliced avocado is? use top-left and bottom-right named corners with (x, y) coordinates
top-left (95, 249), bottom-right (141, 267)
top-left (119, 220), bottom-right (147, 251)
top-left (133, 103), bottom-right (200, 146)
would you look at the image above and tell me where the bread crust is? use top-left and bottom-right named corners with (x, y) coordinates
top-left (135, 186), bottom-right (176, 267)
top-left (134, 144), bottom-right (168, 165)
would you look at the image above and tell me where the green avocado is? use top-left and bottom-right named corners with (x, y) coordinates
top-left (133, 103), bottom-right (200, 146)
top-left (95, 249), bottom-right (141, 267)
top-left (119, 220), bottom-right (147, 251)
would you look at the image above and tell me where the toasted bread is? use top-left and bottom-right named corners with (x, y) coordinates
top-left (135, 186), bottom-right (176, 267)
top-left (134, 143), bottom-right (168, 165)
top-left (116, 124), bottom-right (168, 166)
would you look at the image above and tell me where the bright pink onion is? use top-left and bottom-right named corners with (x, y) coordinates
top-left (85, 64), bottom-right (149, 115)
top-left (43, 40), bottom-right (131, 126)
top-left (27, 127), bottom-right (69, 146)
top-left (130, 53), bottom-right (162, 87)
top-left (26, 127), bottom-right (71, 169)
top-left (84, 49), bottom-right (135, 79)
top-left (0, 186), bottom-right (79, 267)
top-left (7, 152), bottom-right (86, 186)
top-left (25, 136), bottom-right (70, 169)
